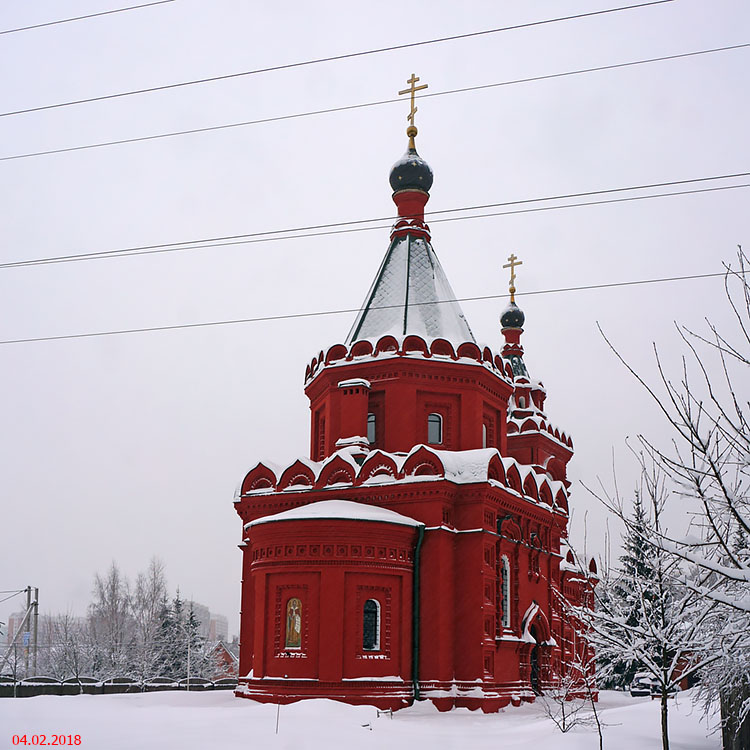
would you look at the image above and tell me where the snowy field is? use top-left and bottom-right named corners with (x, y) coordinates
top-left (1, 690), bottom-right (717, 750)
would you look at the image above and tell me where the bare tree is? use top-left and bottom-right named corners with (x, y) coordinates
top-left (599, 248), bottom-right (750, 749)
top-left (50, 613), bottom-right (96, 688)
top-left (88, 561), bottom-right (133, 677)
top-left (584, 461), bottom-right (722, 750)
top-left (540, 639), bottom-right (603, 749)
top-left (130, 557), bottom-right (169, 681)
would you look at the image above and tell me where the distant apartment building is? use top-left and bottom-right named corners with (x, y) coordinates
top-left (209, 614), bottom-right (228, 642)
top-left (5, 611), bottom-right (27, 645)
top-left (185, 602), bottom-right (228, 642)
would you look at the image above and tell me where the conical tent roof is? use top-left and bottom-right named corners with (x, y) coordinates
top-left (346, 233), bottom-right (475, 344)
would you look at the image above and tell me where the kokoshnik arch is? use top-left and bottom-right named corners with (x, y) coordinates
top-left (232, 75), bottom-right (597, 712)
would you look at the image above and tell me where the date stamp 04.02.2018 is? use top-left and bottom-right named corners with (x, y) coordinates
top-left (10, 737), bottom-right (82, 747)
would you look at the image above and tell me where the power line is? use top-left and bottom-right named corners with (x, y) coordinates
top-left (428, 183), bottom-right (750, 225)
top-left (0, 0), bottom-right (673, 119)
top-left (0, 592), bottom-right (24, 605)
top-left (3, 42), bottom-right (745, 164)
top-left (19, 183), bottom-right (734, 260)
top-left (1, 268), bottom-right (743, 347)
top-left (0, 1), bottom-right (176, 36)
top-left (1, 174), bottom-right (747, 270)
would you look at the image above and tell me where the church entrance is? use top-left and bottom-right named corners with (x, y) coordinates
top-left (530, 625), bottom-right (541, 695)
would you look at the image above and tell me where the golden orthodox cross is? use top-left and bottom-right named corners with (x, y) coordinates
top-left (503, 253), bottom-right (523, 303)
top-left (398, 73), bottom-right (428, 128)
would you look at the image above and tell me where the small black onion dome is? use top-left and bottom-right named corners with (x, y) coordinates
top-left (501, 302), bottom-right (525, 329)
top-left (389, 146), bottom-right (433, 193)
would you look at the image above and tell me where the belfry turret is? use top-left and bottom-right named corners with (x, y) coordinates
top-left (500, 255), bottom-right (573, 485)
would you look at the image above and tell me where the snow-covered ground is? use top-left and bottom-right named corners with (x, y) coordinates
top-left (1, 690), bottom-right (718, 750)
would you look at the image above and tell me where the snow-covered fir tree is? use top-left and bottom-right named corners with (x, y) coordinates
top-left (595, 490), bottom-right (655, 689)
top-left (154, 592), bottom-right (219, 681)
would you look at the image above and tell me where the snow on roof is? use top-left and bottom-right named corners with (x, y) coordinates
top-left (337, 378), bottom-right (371, 389)
top-left (334, 436), bottom-right (369, 449)
top-left (304, 334), bottom-right (514, 387)
top-left (428, 448), bottom-right (499, 483)
top-left (345, 235), bottom-right (475, 345)
top-left (507, 387), bottom-right (572, 449)
top-left (559, 540), bottom-right (578, 570)
top-left (238, 445), bottom-right (569, 515)
top-left (246, 500), bottom-right (422, 528)
top-left (520, 602), bottom-right (557, 647)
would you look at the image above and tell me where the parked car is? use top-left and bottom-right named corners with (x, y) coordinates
top-left (650, 681), bottom-right (679, 699)
top-left (630, 672), bottom-right (657, 697)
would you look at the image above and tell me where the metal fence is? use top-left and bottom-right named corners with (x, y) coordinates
top-left (0, 676), bottom-right (238, 698)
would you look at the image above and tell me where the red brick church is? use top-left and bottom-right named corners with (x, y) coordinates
top-left (233, 78), bottom-right (596, 712)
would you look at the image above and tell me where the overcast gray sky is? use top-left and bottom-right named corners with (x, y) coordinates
top-left (1, 0), bottom-right (748, 639)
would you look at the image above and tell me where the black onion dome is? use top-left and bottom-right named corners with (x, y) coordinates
top-left (389, 146), bottom-right (433, 193)
top-left (501, 302), bottom-right (525, 329)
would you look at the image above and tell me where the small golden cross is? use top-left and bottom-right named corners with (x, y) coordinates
top-left (398, 73), bottom-right (428, 128)
top-left (502, 253), bottom-right (523, 303)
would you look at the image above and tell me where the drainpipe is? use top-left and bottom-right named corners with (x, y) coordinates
top-left (411, 524), bottom-right (425, 703)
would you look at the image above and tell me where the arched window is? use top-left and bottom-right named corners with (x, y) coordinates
top-left (362, 599), bottom-right (381, 651)
top-left (482, 423), bottom-right (488, 448)
top-left (427, 413), bottom-right (443, 445)
top-left (285, 597), bottom-right (302, 649)
top-left (518, 396), bottom-right (526, 409)
top-left (367, 413), bottom-right (376, 445)
top-left (501, 556), bottom-right (511, 629)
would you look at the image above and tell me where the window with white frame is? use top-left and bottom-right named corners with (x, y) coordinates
top-left (427, 413), bottom-right (443, 445)
top-left (501, 556), bottom-right (511, 629)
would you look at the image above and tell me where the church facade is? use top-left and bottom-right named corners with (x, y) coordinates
top-left (233, 94), bottom-right (595, 712)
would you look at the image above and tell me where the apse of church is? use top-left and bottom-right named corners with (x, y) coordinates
top-left (233, 75), bottom-right (596, 712)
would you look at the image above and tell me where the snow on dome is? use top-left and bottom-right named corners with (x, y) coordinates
top-left (246, 499), bottom-right (422, 528)
top-left (346, 235), bottom-right (475, 345)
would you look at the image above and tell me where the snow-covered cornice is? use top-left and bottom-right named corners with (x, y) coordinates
top-left (507, 384), bottom-right (573, 449)
top-left (235, 444), bottom-right (569, 515)
top-left (559, 539), bottom-right (599, 580)
top-left (507, 415), bottom-right (573, 450)
top-left (305, 334), bottom-right (513, 385)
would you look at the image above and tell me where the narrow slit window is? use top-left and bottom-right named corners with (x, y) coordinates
top-left (482, 423), bottom-right (488, 448)
top-left (367, 413), bottom-right (376, 445)
top-left (427, 413), bottom-right (443, 445)
top-left (362, 599), bottom-right (381, 651)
